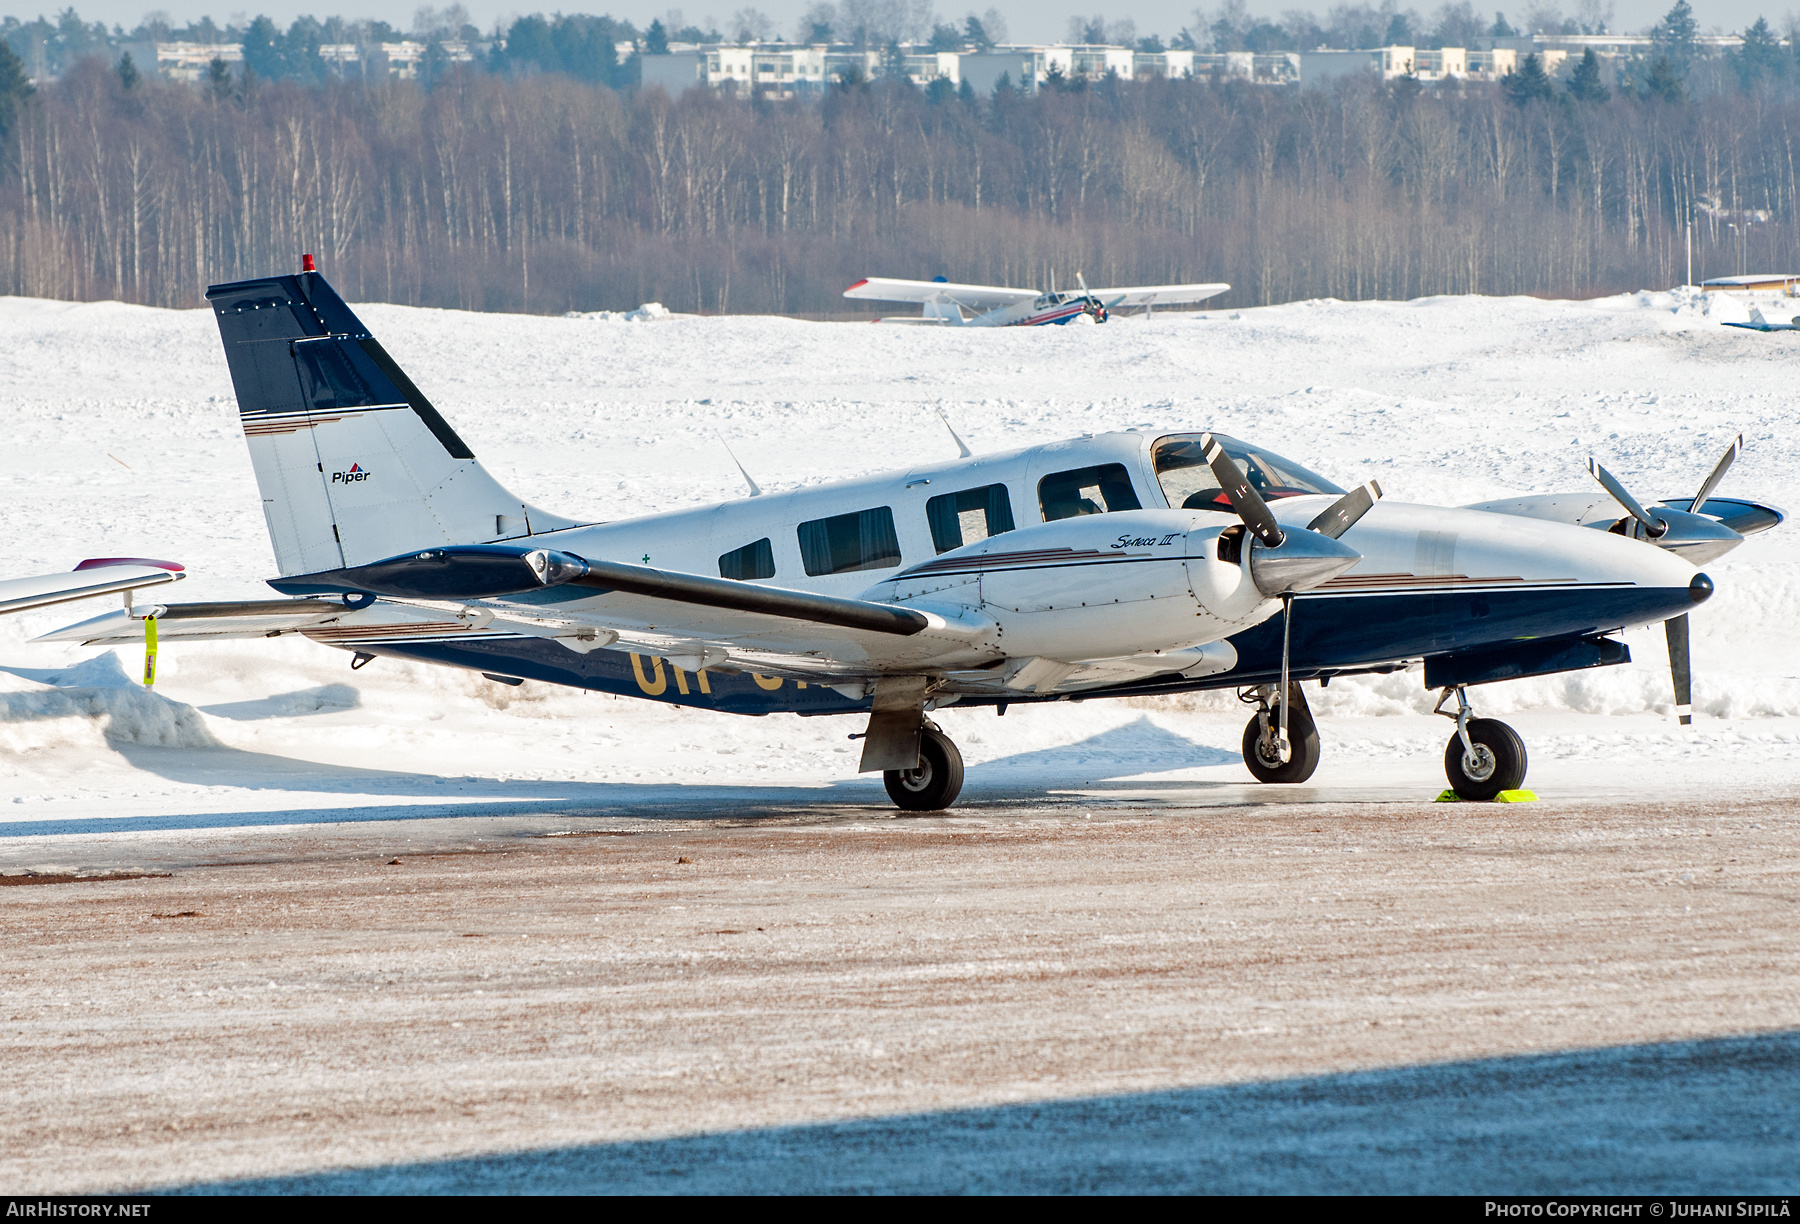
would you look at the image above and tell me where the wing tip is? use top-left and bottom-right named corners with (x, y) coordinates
top-left (72, 557), bottom-right (185, 573)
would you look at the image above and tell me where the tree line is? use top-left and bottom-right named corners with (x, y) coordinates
top-left (0, 38), bottom-right (1796, 316)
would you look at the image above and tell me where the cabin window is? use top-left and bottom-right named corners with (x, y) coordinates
top-left (718, 538), bottom-right (775, 581)
top-left (926, 484), bottom-right (1016, 553)
top-left (1152, 434), bottom-right (1344, 512)
top-left (1038, 464), bottom-right (1142, 522)
top-left (797, 507), bottom-right (902, 576)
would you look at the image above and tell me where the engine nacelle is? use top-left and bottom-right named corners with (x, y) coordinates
top-left (872, 510), bottom-right (1279, 663)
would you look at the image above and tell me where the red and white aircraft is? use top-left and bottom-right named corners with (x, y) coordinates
top-left (844, 274), bottom-right (1230, 326)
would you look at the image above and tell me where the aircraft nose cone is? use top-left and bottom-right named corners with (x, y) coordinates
top-left (1249, 531), bottom-right (1362, 597)
top-left (1690, 572), bottom-right (1714, 604)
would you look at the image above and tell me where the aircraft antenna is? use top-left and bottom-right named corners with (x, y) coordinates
top-left (716, 432), bottom-right (763, 497)
top-left (935, 407), bottom-right (974, 459)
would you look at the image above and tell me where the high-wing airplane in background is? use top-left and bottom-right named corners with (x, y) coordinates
top-left (843, 274), bottom-right (1231, 326)
top-left (36, 262), bottom-right (1777, 811)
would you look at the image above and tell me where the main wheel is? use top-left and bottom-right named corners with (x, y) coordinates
top-left (1443, 718), bottom-right (1528, 800)
top-left (884, 726), bottom-right (965, 812)
top-left (1241, 685), bottom-right (1321, 784)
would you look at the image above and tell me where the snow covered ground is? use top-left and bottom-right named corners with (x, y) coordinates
top-left (2, 285), bottom-right (1797, 834)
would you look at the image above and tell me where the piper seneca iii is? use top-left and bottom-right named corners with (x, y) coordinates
top-left (38, 262), bottom-right (1773, 810)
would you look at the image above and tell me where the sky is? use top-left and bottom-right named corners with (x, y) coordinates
top-left (9, 0), bottom-right (1771, 45)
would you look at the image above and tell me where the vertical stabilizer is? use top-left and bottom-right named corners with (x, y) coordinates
top-left (206, 268), bottom-right (574, 576)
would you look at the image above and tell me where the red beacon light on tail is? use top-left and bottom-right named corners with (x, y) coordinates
top-left (301, 253), bottom-right (316, 272)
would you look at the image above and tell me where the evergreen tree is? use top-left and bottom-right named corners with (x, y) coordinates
top-left (926, 74), bottom-right (955, 102)
top-left (1491, 11), bottom-right (1516, 36)
top-left (1651, 0), bottom-right (1696, 72)
top-left (963, 15), bottom-right (990, 48)
top-left (241, 15), bottom-right (284, 81)
top-left (116, 50), bottom-right (139, 89)
top-left (1566, 47), bottom-right (1609, 100)
top-left (1502, 51), bottom-right (1554, 104)
top-left (205, 55), bottom-right (233, 100)
top-left (957, 76), bottom-right (976, 103)
top-left (1732, 16), bottom-right (1785, 90)
top-left (1643, 54), bottom-right (1686, 101)
top-left (0, 35), bottom-right (31, 140)
top-left (645, 18), bottom-right (668, 55)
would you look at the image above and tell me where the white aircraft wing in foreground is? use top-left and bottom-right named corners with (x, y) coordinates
top-left (0, 558), bottom-right (184, 615)
top-left (844, 275), bottom-right (1228, 326)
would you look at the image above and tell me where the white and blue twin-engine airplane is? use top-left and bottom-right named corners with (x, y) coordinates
top-left (36, 263), bottom-right (1780, 810)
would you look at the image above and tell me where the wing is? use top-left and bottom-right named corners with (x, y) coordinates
top-left (40, 556), bottom-right (1005, 681)
top-left (1090, 283), bottom-right (1231, 308)
top-left (843, 277), bottom-right (1039, 311)
top-left (1461, 492), bottom-right (1623, 529)
top-left (0, 559), bottom-right (184, 615)
top-left (34, 598), bottom-right (354, 644)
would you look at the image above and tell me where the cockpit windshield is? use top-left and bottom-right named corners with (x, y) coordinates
top-left (1153, 434), bottom-right (1345, 513)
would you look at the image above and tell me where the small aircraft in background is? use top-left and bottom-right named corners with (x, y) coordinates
top-left (844, 273), bottom-right (1230, 326)
top-left (1723, 306), bottom-right (1800, 332)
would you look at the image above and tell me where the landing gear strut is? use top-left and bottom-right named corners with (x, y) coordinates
top-left (884, 721), bottom-right (965, 812)
top-left (1435, 686), bottom-right (1528, 800)
top-left (1240, 682), bottom-right (1321, 784)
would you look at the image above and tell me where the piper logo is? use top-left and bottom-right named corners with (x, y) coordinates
top-left (331, 463), bottom-right (370, 484)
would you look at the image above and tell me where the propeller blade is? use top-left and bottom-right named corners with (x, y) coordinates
top-left (1666, 613), bottom-right (1693, 726)
top-left (1200, 432), bottom-right (1285, 548)
top-left (1076, 271), bottom-right (1093, 302)
top-left (1306, 480), bottom-right (1383, 539)
top-left (1690, 434), bottom-right (1742, 517)
top-left (1588, 458), bottom-right (1665, 537)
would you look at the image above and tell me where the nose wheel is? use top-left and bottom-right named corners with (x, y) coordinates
top-left (1240, 682), bottom-right (1321, 784)
top-left (884, 724), bottom-right (965, 812)
top-left (1435, 686), bottom-right (1528, 800)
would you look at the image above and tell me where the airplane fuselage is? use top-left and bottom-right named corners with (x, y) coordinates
top-left (330, 431), bottom-right (1709, 715)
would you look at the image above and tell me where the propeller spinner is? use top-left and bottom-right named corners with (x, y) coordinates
top-left (1198, 433), bottom-right (1370, 763)
top-left (1586, 438), bottom-right (1745, 566)
top-left (1587, 437), bottom-right (1746, 728)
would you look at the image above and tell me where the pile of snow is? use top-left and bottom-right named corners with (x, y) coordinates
top-left (0, 648), bottom-right (217, 758)
top-left (2, 285), bottom-right (1797, 824)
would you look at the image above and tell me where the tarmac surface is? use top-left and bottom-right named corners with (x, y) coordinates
top-left (3, 790), bottom-right (1798, 1194)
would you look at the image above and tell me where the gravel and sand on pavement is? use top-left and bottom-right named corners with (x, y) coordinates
top-left (2, 792), bottom-right (1796, 1194)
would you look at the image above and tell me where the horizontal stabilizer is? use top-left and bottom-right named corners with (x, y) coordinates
top-left (0, 561), bottom-right (183, 616)
top-left (35, 597), bottom-right (349, 645)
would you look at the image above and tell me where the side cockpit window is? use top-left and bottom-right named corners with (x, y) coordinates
top-left (718, 538), bottom-right (775, 581)
top-left (1152, 434), bottom-right (1345, 512)
top-left (798, 508), bottom-right (902, 576)
top-left (1038, 464), bottom-right (1142, 522)
top-left (927, 484), bottom-right (1015, 553)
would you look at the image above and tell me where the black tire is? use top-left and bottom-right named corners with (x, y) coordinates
top-left (1241, 685), bottom-right (1321, 784)
top-left (1443, 718), bottom-right (1528, 801)
top-left (884, 727), bottom-right (965, 812)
